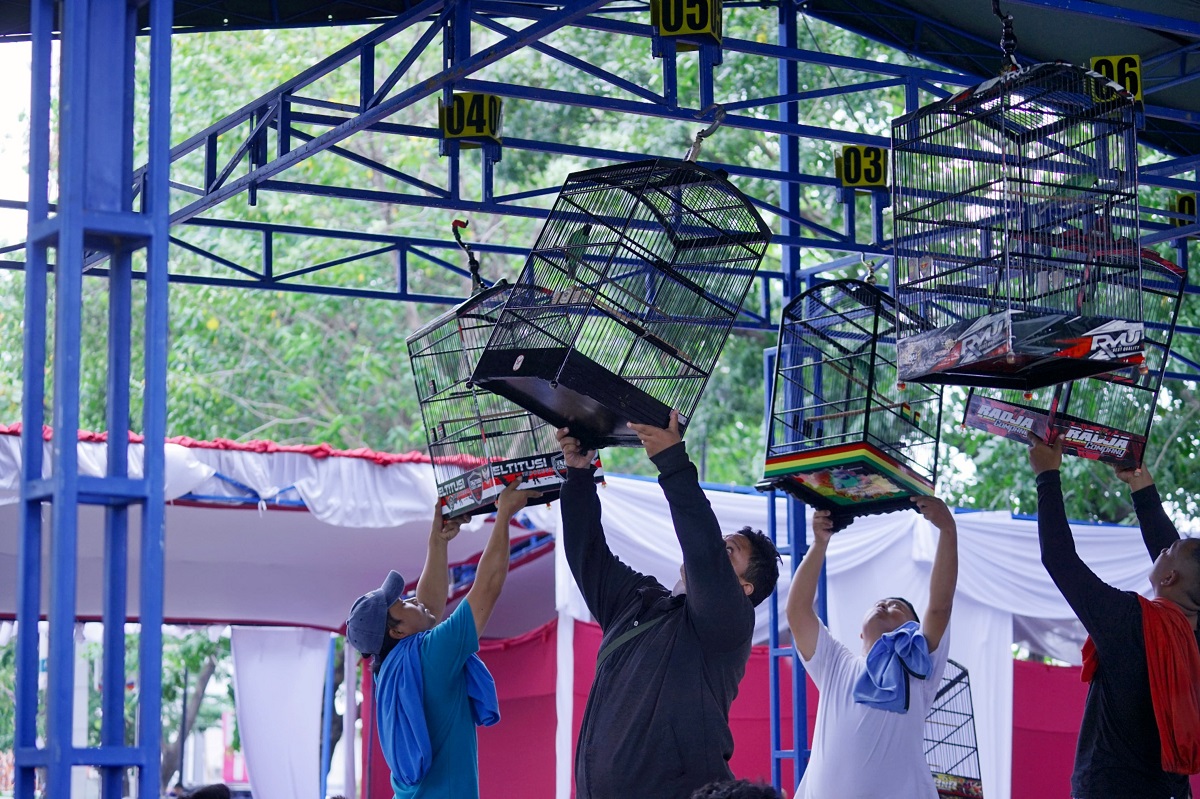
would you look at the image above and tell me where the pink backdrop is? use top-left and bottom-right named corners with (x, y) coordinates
top-left (360, 625), bottom-right (1200, 798)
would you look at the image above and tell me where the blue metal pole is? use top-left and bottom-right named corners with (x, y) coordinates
top-left (14, 0), bottom-right (53, 795)
top-left (139, 1), bottom-right (174, 796)
top-left (320, 636), bottom-right (337, 799)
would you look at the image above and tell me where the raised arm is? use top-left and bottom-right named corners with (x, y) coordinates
top-left (913, 496), bottom-right (957, 652)
top-left (415, 502), bottom-right (468, 621)
top-left (631, 412), bottom-right (754, 652)
top-left (1029, 434), bottom-right (1129, 634)
top-left (464, 480), bottom-right (541, 637)
top-left (787, 510), bottom-right (833, 661)
top-left (1113, 464), bottom-right (1180, 558)
top-left (557, 428), bottom-right (650, 630)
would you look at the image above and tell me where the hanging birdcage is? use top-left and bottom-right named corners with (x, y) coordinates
top-left (925, 659), bottom-right (985, 799)
top-left (962, 249), bottom-right (1186, 466)
top-left (892, 62), bottom-right (1145, 390)
top-left (757, 279), bottom-right (943, 530)
top-left (407, 280), bottom-right (602, 518)
top-left (470, 158), bottom-right (772, 448)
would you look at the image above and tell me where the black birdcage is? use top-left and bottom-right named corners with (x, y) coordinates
top-left (925, 659), bottom-right (985, 798)
top-left (962, 249), bottom-right (1186, 467)
top-left (892, 62), bottom-right (1145, 390)
top-left (406, 281), bottom-right (601, 519)
top-left (470, 158), bottom-right (772, 448)
top-left (757, 279), bottom-right (942, 530)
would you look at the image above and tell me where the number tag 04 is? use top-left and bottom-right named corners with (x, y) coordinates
top-left (439, 92), bottom-right (503, 144)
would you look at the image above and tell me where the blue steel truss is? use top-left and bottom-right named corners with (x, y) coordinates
top-left (15, 1), bottom-right (172, 798)
top-left (9, 0), bottom-right (1200, 796)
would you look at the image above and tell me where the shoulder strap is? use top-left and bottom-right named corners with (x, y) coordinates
top-left (595, 614), bottom-right (666, 673)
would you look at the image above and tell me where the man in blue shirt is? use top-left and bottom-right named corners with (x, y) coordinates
top-left (346, 480), bottom-right (540, 798)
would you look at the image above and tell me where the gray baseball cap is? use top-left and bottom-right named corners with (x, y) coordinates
top-left (345, 570), bottom-right (407, 656)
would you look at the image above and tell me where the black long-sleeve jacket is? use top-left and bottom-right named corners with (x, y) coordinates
top-left (561, 442), bottom-right (755, 799)
top-left (1037, 472), bottom-right (1194, 799)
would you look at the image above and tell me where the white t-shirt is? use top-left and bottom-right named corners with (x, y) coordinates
top-left (796, 621), bottom-right (950, 799)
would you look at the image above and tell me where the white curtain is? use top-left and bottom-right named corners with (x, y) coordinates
top-left (231, 627), bottom-right (331, 799)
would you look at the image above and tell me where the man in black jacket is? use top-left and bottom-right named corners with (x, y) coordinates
top-left (557, 410), bottom-right (781, 799)
top-left (1028, 433), bottom-right (1200, 798)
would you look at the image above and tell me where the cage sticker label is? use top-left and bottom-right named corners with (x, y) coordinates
top-left (1082, 320), bottom-right (1142, 361)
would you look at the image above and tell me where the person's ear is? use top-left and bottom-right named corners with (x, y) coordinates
top-left (742, 580), bottom-right (753, 598)
top-left (387, 625), bottom-right (405, 640)
top-left (1161, 569), bottom-right (1178, 587)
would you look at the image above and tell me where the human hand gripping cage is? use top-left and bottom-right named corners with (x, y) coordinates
top-left (470, 158), bottom-right (772, 449)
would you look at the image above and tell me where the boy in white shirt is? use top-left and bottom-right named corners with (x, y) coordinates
top-left (787, 497), bottom-right (959, 798)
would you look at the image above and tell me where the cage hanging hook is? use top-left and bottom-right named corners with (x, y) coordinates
top-left (992, 0), bottom-right (1019, 74)
top-left (685, 105), bottom-right (726, 162)
top-left (861, 252), bottom-right (878, 284)
top-left (452, 218), bottom-right (483, 292)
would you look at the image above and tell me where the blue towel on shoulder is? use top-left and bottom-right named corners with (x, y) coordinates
top-left (374, 633), bottom-right (500, 786)
top-left (852, 620), bottom-right (931, 714)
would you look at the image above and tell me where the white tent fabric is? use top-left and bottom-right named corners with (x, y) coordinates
top-left (231, 626), bottom-right (331, 799)
top-left (0, 433), bottom-right (1168, 799)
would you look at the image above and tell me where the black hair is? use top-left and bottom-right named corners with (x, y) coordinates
top-left (690, 778), bottom-right (783, 799)
top-left (1185, 538), bottom-right (1200, 608)
top-left (187, 785), bottom-right (232, 799)
top-left (372, 626), bottom-right (400, 676)
top-left (886, 596), bottom-right (921, 624)
top-left (737, 526), bottom-right (782, 607)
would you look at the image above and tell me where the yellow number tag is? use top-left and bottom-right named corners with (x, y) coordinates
top-left (652, 0), bottom-right (722, 46)
top-left (839, 145), bottom-right (888, 188)
top-left (1171, 193), bottom-right (1196, 228)
top-left (1090, 55), bottom-right (1142, 101)
top-left (439, 93), bottom-right (503, 144)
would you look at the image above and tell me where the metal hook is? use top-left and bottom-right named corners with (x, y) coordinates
top-left (861, 252), bottom-right (878, 284)
top-left (452, 219), bottom-right (483, 292)
top-left (685, 105), bottom-right (726, 162)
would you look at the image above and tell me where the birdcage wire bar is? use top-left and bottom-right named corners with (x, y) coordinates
top-left (407, 281), bottom-right (599, 518)
top-left (893, 62), bottom-right (1145, 391)
top-left (473, 158), bottom-right (771, 448)
top-left (925, 659), bottom-right (984, 798)
top-left (758, 279), bottom-right (942, 529)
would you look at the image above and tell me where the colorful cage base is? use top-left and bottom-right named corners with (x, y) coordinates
top-left (897, 311), bottom-right (1143, 390)
top-left (757, 442), bottom-right (934, 529)
top-left (963, 394), bottom-right (1146, 467)
top-left (437, 451), bottom-right (603, 518)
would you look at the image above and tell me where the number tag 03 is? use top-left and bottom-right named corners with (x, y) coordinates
top-left (1089, 55), bottom-right (1142, 102)
top-left (838, 145), bottom-right (887, 188)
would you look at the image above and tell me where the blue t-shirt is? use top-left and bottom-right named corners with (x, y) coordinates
top-left (393, 599), bottom-right (481, 799)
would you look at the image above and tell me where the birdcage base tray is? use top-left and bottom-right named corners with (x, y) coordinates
top-left (437, 450), bottom-right (605, 518)
top-left (963, 394), bottom-right (1144, 466)
top-left (756, 443), bottom-right (934, 531)
top-left (897, 311), bottom-right (1143, 390)
top-left (472, 347), bottom-right (680, 449)
top-left (933, 773), bottom-right (984, 799)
